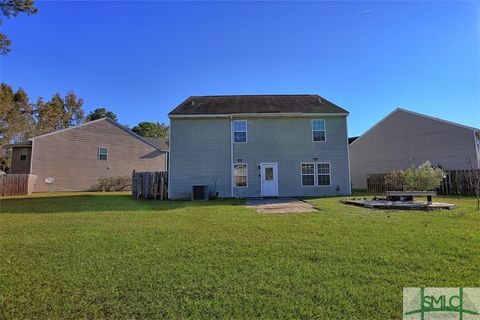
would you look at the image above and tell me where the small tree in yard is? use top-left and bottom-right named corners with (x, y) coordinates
top-left (464, 157), bottom-right (480, 210)
top-left (385, 161), bottom-right (445, 191)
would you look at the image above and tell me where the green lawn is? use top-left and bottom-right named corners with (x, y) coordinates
top-left (0, 193), bottom-right (479, 319)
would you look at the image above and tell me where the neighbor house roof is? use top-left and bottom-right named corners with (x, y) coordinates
top-left (169, 94), bottom-right (349, 116)
top-left (351, 108), bottom-right (480, 147)
top-left (142, 137), bottom-right (169, 151)
top-left (5, 141), bottom-right (32, 148)
top-left (348, 137), bottom-right (359, 144)
top-left (4, 118), bottom-right (168, 152)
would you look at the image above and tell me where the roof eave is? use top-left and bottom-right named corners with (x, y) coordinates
top-left (169, 112), bottom-right (349, 119)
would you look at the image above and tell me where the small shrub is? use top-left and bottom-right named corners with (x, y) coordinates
top-left (385, 170), bottom-right (406, 191)
top-left (385, 161), bottom-right (445, 191)
top-left (98, 175), bottom-right (132, 192)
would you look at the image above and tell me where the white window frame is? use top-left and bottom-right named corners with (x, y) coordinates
top-left (301, 162), bottom-right (315, 187)
top-left (98, 147), bottom-right (108, 160)
top-left (312, 119), bottom-right (326, 142)
top-left (300, 162), bottom-right (332, 187)
top-left (19, 148), bottom-right (28, 161)
top-left (316, 162), bottom-right (331, 186)
top-left (233, 163), bottom-right (248, 188)
top-left (233, 120), bottom-right (247, 143)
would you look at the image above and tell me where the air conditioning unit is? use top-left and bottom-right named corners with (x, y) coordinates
top-left (192, 185), bottom-right (209, 201)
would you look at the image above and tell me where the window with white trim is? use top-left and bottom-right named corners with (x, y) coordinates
top-left (98, 147), bottom-right (108, 160)
top-left (19, 148), bottom-right (28, 161)
top-left (301, 163), bottom-right (315, 186)
top-left (312, 119), bottom-right (326, 142)
top-left (317, 163), bottom-right (331, 186)
top-left (233, 120), bottom-right (247, 143)
top-left (301, 162), bottom-right (331, 186)
top-left (233, 163), bottom-right (247, 187)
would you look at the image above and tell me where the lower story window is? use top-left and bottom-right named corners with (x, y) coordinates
top-left (301, 163), bottom-right (315, 186)
top-left (317, 163), bottom-right (331, 186)
top-left (233, 163), bottom-right (247, 187)
top-left (301, 162), bottom-right (331, 186)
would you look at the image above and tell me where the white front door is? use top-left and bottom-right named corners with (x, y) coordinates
top-left (260, 163), bottom-right (278, 197)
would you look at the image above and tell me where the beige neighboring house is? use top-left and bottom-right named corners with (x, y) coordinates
top-left (350, 108), bottom-right (480, 189)
top-left (6, 118), bottom-right (168, 192)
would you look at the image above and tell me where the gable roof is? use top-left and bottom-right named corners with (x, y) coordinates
top-left (168, 94), bottom-right (349, 116)
top-left (10, 118), bottom-right (167, 151)
top-left (142, 137), bottom-right (169, 151)
top-left (351, 107), bottom-right (479, 147)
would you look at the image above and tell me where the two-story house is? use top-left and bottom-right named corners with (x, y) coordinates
top-left (168, 95), bottom-right (351, 199)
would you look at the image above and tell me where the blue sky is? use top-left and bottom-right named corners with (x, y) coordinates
top-left (1, 1), bottom-right (479, 136)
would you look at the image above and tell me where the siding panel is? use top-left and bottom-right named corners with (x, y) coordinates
top-left (169, 118), bottom-right (231, 199)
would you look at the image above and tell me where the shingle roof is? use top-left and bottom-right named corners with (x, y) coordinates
top-left (5, 141), bottom-right (32, 148)
top-left (169, 95), bottom-right (349, 116)
top-left (142, 137), bottom-right (169, 151)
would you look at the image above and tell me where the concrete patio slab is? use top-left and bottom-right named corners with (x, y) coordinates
top-left (245, 198), bottom-right (316, 213)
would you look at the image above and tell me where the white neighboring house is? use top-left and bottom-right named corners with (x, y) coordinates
top-left (349, 108), bottom-right (480, 189)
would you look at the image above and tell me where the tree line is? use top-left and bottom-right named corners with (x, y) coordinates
top-left (0, 83), bottom-right (168, 171)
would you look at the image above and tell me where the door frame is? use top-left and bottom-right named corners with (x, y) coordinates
top-left (260, 162), bottom-right (279, 197)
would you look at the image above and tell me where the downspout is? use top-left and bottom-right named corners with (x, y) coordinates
top-left (167, 123), bottom-right (171, 199)
top-left (474, 130), bottom-right (479, 169)
top-left (230, 116), bottom-right (233, 198)
top-left (346, 116), bottom-right (352, 195)
top-left (29, 138), bottom-right (35, 174)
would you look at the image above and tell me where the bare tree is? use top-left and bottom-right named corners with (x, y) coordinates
top-left (464, 157), bottom-right (480, 210)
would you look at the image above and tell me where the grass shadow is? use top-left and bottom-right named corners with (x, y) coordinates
top-left (0, 193), bottom-right (244, 214)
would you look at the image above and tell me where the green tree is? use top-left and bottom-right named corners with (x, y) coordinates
top-left (86, 107), bottom-right (118, 122)
top-left (0, 83), bottom-right (34, 171)
top-left (0, 0), bottom-right (38, 55)
top-left (132, 121), bottom-right (169, 141)
top-left (35, 92), bottom-right (84, 135)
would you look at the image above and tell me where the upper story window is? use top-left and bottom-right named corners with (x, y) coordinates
top-left (19, 148), bottom-right (28, 161)
top-left (312, 119), bottom-right (326, 142)
top-left (98, 147), bottom-right (108, 160)
top-left (233, 163), bottom-right (247, 187)
top-left (233, 120), bottom-right (247, 143)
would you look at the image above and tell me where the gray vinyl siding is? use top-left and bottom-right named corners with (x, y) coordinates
top-left (169, 115), bottom-right (351, 198)
top-left (169, 118), bottom-right (231, 199)
top-left (232, 116), bottom-right (350, 197)
top-left (350, 109), bottom-right (479, 189)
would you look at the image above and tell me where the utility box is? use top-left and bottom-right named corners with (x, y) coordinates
top-left (192, 185), bottom-right (209, 201)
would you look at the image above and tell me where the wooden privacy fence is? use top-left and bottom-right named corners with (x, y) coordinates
top-left (367, 170), bottom-right (480, 196)
top-left (0, 174), bottom-right (37, 196)
top-left (131, 171), bottom-right (168, 199)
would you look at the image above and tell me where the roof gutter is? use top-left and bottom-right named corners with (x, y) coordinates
top-left (169, 112), bottom-right (349, 119)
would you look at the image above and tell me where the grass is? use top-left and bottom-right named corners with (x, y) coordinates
top-left (0, 192), bottom-right (479, 319)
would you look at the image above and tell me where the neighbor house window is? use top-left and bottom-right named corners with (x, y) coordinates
top-left (301, 162), bottom-right (331, 186)
top-left (233, 120), bottom-right (247, 143)
top-left (317, 163), bottom-right (331, 186)
top-left (301, 163), bottom-right (315, 186)
top-left (312, 119), bottom-right (326, 142)
top-left (19, 148), bottom-right (28, 161)
top-left (98, 147), bottom-right (108, 160)
top-left (233, 163), bottom-right (247, 187)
